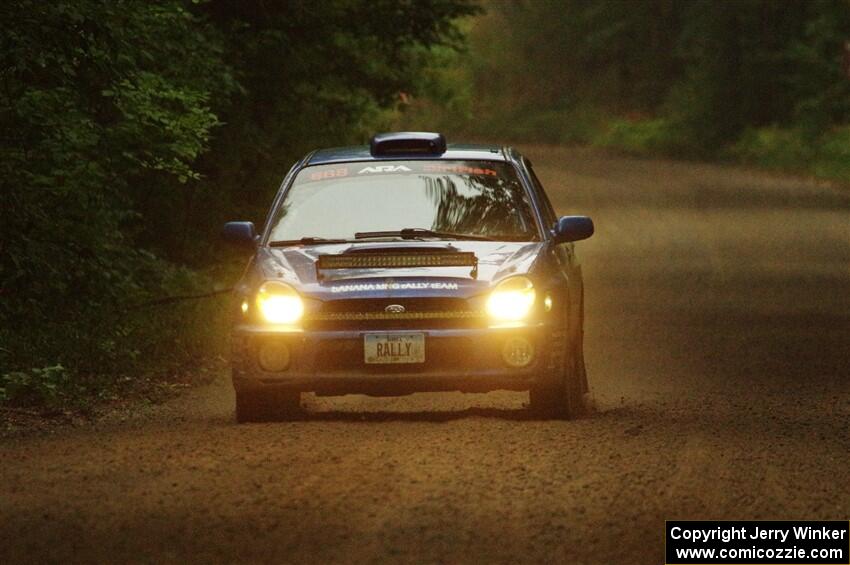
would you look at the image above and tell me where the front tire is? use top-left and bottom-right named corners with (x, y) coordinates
top-left (529, 344), bottom-right (585, 419)
top-left (235, 389), bottom-right (302, 423)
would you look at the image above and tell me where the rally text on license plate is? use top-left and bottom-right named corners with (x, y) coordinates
top-left (364, 333), bottom-right (425, 364)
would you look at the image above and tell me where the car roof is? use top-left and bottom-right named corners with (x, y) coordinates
top-left (306, 143), bottom-right (509, 166)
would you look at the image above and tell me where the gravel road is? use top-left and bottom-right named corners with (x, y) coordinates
top-left (2, 146), bottom-right (849, 564)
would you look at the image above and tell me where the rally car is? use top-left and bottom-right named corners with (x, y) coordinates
top-left (223, 132), bottom-right (594, 422)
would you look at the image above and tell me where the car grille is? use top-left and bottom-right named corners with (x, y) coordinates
top-left (304, 297), bottom-right (485, 330)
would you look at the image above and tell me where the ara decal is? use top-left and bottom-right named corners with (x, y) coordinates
top-left (357, 165), bottom-right (413, 174)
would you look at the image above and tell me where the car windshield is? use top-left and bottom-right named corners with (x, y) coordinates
top-left (267, 160), bottom-right (540, 243)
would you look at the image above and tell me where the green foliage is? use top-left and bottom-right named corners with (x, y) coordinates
top-left (408, 0), bottom-right (850, 182)
top-left (787, 2), bottom-right (850, 134)
top-left (815, 127), bottom-right (850, 182)
top-left (109, 72), bottom-right (222, 183)
top-left (730, 125), bottom-right (850, 183)
top-left (1, 0), bottom-right (233, 406)
top-left (444, 0), bottom-right (683, 124)
top-left (510, 111), bottom-right (583, 145)
top-left (0, 0), bottom-right (476, 409)
top-left (0, 365), bottom-right (71, 407)
top-left (198, 0), bottom-right (479, 224)
top-left (593, 118), bottom-right (684, 155)
top-left (730, 127), bottom-right (814, 170)
top-left (394, 40), bottom-right (478, 135)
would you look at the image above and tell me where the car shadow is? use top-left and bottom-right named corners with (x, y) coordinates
top-left (292, 406), bottom-right (541, 422)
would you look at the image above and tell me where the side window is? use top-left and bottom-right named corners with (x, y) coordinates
top-left (525, 159), bottom-right (557, 228)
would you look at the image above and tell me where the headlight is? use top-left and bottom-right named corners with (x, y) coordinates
top-left (486, 276), bottom-right (536, 321)
top-left (255, 281), bottom-right (304, 324)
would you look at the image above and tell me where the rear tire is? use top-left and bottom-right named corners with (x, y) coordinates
top-left (235, 389), bottom-right (302, 423)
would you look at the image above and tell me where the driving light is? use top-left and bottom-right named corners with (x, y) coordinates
top-left (258, 342), bottom-right (291, 371)
top-left (486, 276), bottom-right (536, 321)
top-left (502, 337), bottom-right (535, 368)
top-left (256, 282), bottom-right (304, 324)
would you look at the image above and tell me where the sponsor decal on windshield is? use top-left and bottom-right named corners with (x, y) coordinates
top-left (309, 167), bottom-right (349, 181)
top-left (358, 165), bottom-right (412, 174)
top-left (329, 282), bottom-right (459, 293)
top-left (423, 164), bottom-right (497, 176)
top-left (300, 161), bottom-right (504, 184)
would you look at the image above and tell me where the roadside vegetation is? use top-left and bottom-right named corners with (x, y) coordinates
top-left (401, 0), bottom-right (850, 183)
top-left (0, 0), bottom-right (477, 412)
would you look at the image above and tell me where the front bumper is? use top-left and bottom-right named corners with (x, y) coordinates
top-left (231, 323), bottom-right (566, 396)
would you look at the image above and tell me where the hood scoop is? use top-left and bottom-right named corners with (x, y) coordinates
top-left (316, 245), bottom-right (478, 280)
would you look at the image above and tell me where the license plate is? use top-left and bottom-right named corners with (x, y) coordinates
top-left (364, 333), bottom-right (425, 364)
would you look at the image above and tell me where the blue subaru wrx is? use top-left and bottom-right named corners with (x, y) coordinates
top-left (223, 132), bottom-right (594, 422)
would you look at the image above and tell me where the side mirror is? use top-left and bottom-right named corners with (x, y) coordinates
top-left (222, 221), bottom-right (258, 246)
top-left (553, 215), bottom-right (594, 243)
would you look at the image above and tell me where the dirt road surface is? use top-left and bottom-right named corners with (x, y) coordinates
top-left (2, 146), bottom-right (849, 564)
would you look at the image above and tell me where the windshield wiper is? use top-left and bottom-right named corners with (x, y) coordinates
top-left (269, 237), bottom-right (351, 247)
top-left (354, 228), bottom-right (495, 241)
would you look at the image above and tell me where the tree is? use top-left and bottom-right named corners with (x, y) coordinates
top-left (0, 0), bottom-right (477, 405)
